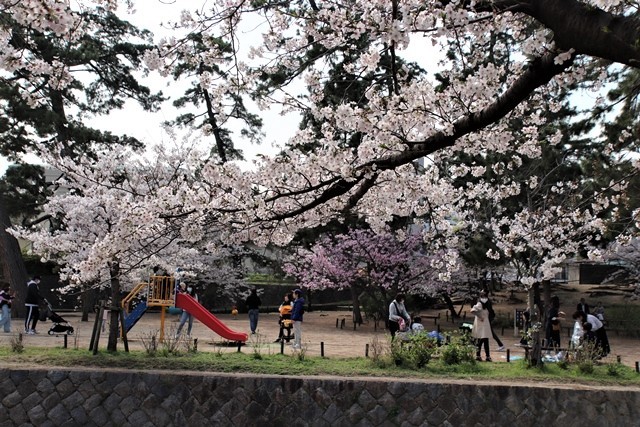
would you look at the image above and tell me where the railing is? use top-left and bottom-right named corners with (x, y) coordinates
top-left (147, 275), bottom-right (175, 307)
top-left (121, 282), bottom-right (149, 314)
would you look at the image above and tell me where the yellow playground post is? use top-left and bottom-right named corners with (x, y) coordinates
top-left (121, 275), bottom-right (176, 342)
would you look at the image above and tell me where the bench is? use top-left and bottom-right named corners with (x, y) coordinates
top-left (422, 313), bottom-right (440, 325)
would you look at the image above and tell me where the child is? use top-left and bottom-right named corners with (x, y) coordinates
top-left (411, 316), bottom-right (425, 333)
top-left (0, 286), bottom-right (15, 333)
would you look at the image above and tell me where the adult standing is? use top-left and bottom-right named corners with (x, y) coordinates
top-left (24, 275), bottom-right (42, 334)
top-left (577, 297), bottom-right (590, 315)
top-left (471, 297), bottom-right (492, 362)
top-left (245, 288), bottom-right (262, 335)
top-left (480, 290), bottom-right (506, 352)
top-left (291, 289), bottom-right (305, 350)
top-left (175, 283), bottom-right (198, 338)
top-left (545, 296), bottom-right (564, 349)
top-left (388, 293), bottom-right (411, 339)
top-left (0, 285), bottom-right (15, 333)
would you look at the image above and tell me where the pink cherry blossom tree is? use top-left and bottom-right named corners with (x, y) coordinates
top-left (283, 228), bottom-right (464, 325)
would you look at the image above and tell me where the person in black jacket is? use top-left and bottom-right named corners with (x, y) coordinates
top-left (480, 290), bottom-right (506, 352)
top-left (25, 276), bottom-right (43, 334)
top-left (245, 288), bottom-right (262, 334)
top-left (577, 297), bottom-right (590, 315)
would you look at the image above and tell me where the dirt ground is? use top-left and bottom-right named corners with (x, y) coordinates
top-left (2, 284), bottom-right (639, 368)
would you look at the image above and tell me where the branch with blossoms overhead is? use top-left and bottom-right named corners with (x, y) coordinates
top-left (4, 0), bottom-right (640, 297)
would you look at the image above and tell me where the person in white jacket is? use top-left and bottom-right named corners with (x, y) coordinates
top-left (471, 298), bottom-right (493, 362)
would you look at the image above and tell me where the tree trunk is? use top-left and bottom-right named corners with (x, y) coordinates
top-left (441, 292), bottom-right (459, 320)
top-left (0, 198), bottom-right (28, 318)
top-left (81, 283), bottom-right (98, 322)
top-left (526, 284), bottom-right (544, 368)
top-left (542, 279), bottom-right (552, 313)
top-left (107, 261), bottom-right (121, 352)
top-left (350, 284), bottom-right (363, 325)
top-left (533, 282), bottom-right (543, 320)
top-left (529, 329), bottom-right (542, 368)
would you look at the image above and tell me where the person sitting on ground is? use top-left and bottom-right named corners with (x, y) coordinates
top-left (519, 309), bottom-right (531, 346)
top-left (411, 316), bottom-right (425, 334)
top-left (274, 293), bottom-right (293, 343)
top-left (593, 301), bottom-right (605, 322)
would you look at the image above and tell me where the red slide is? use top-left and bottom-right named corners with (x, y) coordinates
top-left (175, 293), bottom-right (248, 342)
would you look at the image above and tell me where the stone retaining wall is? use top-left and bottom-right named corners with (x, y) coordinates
top-left (1, 367), bottom-right (639, 426)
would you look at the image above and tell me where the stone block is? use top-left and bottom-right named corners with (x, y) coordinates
top-left (347, 403), bottom-right (366, 424)
top-left (22, 391), bottom-right (41, 411)
top-left (47, 402), bottom-right (71, 425)
top-left (26, 404), bottom-right (47, 425)
top-left (36, 378), bottom-right (56, 395)
top-left (357, 389), bottom-right (377, 411)
top-left (41, 392), bottom-right (62, 412)
top-left (128, 409), bottom-right (150, 425)
top-left (88, 404), bottom-right (108, 425)
top-left (321, 402), bottom-right (341, 423)
top-left (426, 407), bottom-right (448, 426)
top-left (366, 404), bottom-right (388, 425)
top-left (99, 392), bottom-right (121, 413)
top-left (1, 391), bottom-right (22, 408)
top-left (9, 407), bottom-right (28, 426)
top-left (56, 378), bottom-right (75, 399)
top-left (118, 395), bottom-right (139, 417)
top-left (16, 380), bottom-right (36, 398)
top-left (62, 390), bottom-right (85, 411)
top-left (70, 406), bottom-right (89, 425)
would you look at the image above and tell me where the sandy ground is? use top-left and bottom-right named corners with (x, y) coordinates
top-left (2, 307), bottom-right (639, 368)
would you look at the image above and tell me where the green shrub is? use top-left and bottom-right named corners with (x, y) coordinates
top-left (577, 360), bottom-right (595, 374)
top-left (389, 333), bottom-right (437, 369)
top-left (606, 362), bottom-right (624, 377)
top-left (10, 334), bottom-right (24, 353)
top-left (438, 332), bottom-right (476, 365)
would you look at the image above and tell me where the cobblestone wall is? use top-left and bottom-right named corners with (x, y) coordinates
top-left (1, 367), bottom-right (639, 426)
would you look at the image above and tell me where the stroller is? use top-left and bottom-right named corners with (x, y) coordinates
top-left (42, 300), bottom-right (75, 335)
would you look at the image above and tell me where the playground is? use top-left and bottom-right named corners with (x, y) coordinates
top-left (1, 277), bottom-right (639, 368)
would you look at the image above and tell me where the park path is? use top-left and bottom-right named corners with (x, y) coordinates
top-left (2, 308), bottom-right (638, 369)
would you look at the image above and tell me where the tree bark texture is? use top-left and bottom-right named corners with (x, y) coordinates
top-left (350, 284), bottom-right (363, 325)
top-left (107, 261), bottom-right (121, 352)
top-left (0, 197), bottom-right (28, 318)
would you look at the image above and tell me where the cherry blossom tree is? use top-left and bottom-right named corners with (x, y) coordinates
top-left (283, 228), bottom-right (463, 324)
top-left (9, 141), bottom-right (215, 351)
